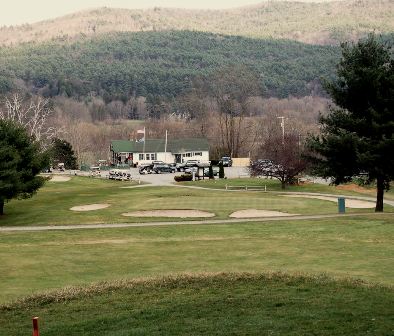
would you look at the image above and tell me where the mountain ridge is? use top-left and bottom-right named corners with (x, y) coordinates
top-left (1, 0), bottom-right (392, 46)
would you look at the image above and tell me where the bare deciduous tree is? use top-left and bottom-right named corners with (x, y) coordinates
top-left (250, 132), bottom-right (308, 189)
top-left (0, 93), bottom-right (61, 147)
top-left (209, 65), bottom-right (261, 157)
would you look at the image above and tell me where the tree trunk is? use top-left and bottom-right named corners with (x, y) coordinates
top-left (281, 180), bottom-right (286, 190)
top-left (0, 199), bottom-right (4, 216)
top-left (375, 176), bottom-right (384, 212)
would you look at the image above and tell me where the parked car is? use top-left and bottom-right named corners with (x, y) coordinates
top-left (153, 164), bottom-right (176, 174)
top-left (139, 165), bottom-right (152, 174)
top-left (57, 162), bottom-right (65, 172)
top-left (203, 167), bottom-right (219, 177)
top-left (90, 166), bottom-right (101, 177)
top-left (152, 160), bottom-right (165, 166)
top-left (250, 159), bottom-right (282, 176)
top-left (220, 156), bottom-right (233, 167)
top-left (176, 160), bottom-right (200, 172)
top-left (184, 166), bottom-right (198, 174)
top-left (139, 161), bottom-right (174, 174)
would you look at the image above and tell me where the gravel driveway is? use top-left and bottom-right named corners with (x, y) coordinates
top-left (113, 167), bottom-right (251, 186)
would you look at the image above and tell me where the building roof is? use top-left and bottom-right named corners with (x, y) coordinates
top-left (111, 140), bottom-right (134, 153)
top-left (111, 138), bottom-right (209, 153)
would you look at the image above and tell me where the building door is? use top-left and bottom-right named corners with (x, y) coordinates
top-left (175, 154), bottom-right (181, 163)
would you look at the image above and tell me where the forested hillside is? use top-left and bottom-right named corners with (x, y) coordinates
top-left (0, 31), bottom-right (340, 99)
top-left (0, 0), bottom-right (392, 46)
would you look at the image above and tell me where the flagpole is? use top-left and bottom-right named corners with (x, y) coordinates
top-left (164, 130), bottom-right (168, 163)
top-left (143, 126), bottom-right (146, 158)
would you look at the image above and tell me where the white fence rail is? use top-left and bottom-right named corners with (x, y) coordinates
top-left (225, 184), bottom-right (267, 191)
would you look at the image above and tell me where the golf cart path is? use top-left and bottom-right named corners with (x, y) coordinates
top-left (1, 213), bottom-right (393, 232)
top-left (127, 182), bottom-right (394, 207)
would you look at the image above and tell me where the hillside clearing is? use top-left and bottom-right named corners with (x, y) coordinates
top-left (1, 0), bottom-right (392, 45)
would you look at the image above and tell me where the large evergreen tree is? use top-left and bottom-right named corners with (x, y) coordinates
top-left (50, 138), bottom-right (78, 170)
top-left (308, 35), bottom-right (394, 212)
top-left (0, 120), bottom-right (48, 215)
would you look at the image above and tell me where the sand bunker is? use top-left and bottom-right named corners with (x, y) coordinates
top-left (70, 204), bottom-right (110, 211)
top-left (50, 175), bottom-right (71, 182)
top-left (283, 195), bottom-right (375, 208)
top-left (122, 210), bottom-right (215, 218)
top-left (230, 210), bottom-right (296, 218)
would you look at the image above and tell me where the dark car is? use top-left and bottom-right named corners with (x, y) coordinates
top-left (139, 161), bottom-right (166, 174)
top-left (203, 167), bottom-right (219, 177)
top-left (176, 160), bottom-right (200, 172)
top-left (221, 156), bottom-right (233, 167)
top-left (153, 164), bottom-right (176, 174)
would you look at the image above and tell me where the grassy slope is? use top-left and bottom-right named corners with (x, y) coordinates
top-left (1, 176), bottom-right (390, 227)
top-left (1, 273), bottom-right (393, 335)
top-left (0, 0), bottom-right (392, 45)
top-left (1, 215), bottom-right (393, 302)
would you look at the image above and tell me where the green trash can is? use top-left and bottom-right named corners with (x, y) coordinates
top-left (338, 197), bottom-right (346, 213)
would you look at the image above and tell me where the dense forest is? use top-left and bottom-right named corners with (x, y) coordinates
top-left (0, 0), bottom-right (392, 46)
top-left (0, 31), bottom-right (341, 100)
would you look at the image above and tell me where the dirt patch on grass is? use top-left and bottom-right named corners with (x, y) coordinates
top-left (284, 195), bottom-right (375, 208)
top-left (122, 210), bottom-right (215, 218)
top-left (335, 183), bottom-right (374, 194)
top-left (229, 210), bottom-right (297, 218)
top-left (70, 204), bottom-right (110, 211)
top-left (50, 175), bottom-right (71, 182)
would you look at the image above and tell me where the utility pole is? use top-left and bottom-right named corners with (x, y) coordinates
top-left (277, 116), bottom-right (285, 144)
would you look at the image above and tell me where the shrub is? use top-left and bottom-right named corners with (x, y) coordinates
top-left (174, 174), bottom-right (193, 182)
top-left (218, 161), bottom-right (225, 179)
top-left (208, 165), bottom-right (214, 179)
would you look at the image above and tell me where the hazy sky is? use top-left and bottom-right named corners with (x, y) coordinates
top-left (0, 0), bottom-right (268, 26)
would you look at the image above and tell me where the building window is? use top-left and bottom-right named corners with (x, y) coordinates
top-left (194, 152), bottom-right (202, 156)
top-left (142, 153), bottom-right (156, 161)
top-left (139, 154), bottom-right (144, 160)
top-left (186, 152), bottom-right (192, 157)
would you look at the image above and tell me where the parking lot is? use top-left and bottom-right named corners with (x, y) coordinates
top-left (101, 167), bottom-right (250, 186)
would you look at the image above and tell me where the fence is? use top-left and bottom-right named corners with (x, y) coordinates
top-left (225, 184), bottom-right (267, 191)
top-left (232, 158), bottom-right (250, 167)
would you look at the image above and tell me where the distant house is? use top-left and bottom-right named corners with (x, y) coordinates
top-left (110, 138), bottom-right (209, 166)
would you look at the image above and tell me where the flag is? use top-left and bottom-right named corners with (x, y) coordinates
top-left (136, 127), bottom-right (145, 142)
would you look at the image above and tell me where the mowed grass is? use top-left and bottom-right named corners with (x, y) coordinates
top-left (1, 215), bottom-right (393, 303)
top-left (1, 273), bottom-right (393, 336)
top-left (183, 177), bottom-right (394, 202)
top-left (182, 177), bottom-right (393, 196)
top-left (1, 176), bottom-right (389, 227)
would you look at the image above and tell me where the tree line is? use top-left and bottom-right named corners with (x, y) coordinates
top-left (0, 31), bottom-right (340, 101)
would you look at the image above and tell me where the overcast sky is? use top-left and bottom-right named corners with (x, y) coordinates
top-left (0, 0), bottom-right (270, 26)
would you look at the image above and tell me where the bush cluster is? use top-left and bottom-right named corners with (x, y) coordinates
top-left (174, 174), bottom-right (193, 182)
